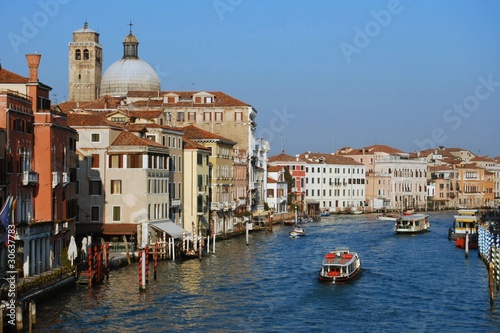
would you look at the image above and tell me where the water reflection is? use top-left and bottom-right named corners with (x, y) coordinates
top-left (34, 212), bottom-right (500, 332)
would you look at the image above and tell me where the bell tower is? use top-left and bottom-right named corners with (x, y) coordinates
top-left (68, 22), bottom-right (102, 102)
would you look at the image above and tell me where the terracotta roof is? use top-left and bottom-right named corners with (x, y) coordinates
top-left (129, 100), bottom-right (163, 108)
top-left (457, 163), bottom-right (483, 170)
top-left (470, 155), bottom-right (495, 162)
top-left (267, 165), bottom-right (284, 173)
top-left (127, 110), bottom-right (164, 118)
top-left (67, 112), bottom-right (119, 127)
top-left (57, 95), bottom-right (123, 113)
top-left (111, 131), bottom-right (165, 148)
top-left (124, 124), bottom-right (148, 133)
top-left (417, 148), bottom-right (464, 159)
top-left (267, 177), bottom-right (278, 183)
top-left (428, 165), bottom-right (454, 172)
top-left (181, 125), bottom-right (236, 145)
top-left (182, 137), bottom-right (211, 151)
top-left (299, 152), bottom-right (362, 166)
top-left (128, 90), bottom-right (251, 107)
top-left (268, 153), bottom-right (307, 163)
top-left (340, 144), bottom-right (404, 155)
top-left (0, 68), bottom-right (29, 83)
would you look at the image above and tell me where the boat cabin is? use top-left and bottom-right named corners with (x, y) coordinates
top-left (449, 209), bottom-right (478, 239)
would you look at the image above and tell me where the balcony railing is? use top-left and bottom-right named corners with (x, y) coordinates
top-left (52, 172), bottom-right (60, 188)
top-left (22, 171), bottom-right (39, 186)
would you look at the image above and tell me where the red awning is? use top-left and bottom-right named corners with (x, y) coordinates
top-left (102, 223), bottom-right (137, 235)
top-left (76, 223), bottom-right (137, 236)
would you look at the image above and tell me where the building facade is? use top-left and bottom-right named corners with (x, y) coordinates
top-left (0, 55), bottom-right (77, 277)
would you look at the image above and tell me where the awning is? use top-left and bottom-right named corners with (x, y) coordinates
top-left (149, 221), bottom-right (190, 239)
top-left (76, 223), bottom-right (137, 236)
top-left (102, 223), bottom-right (137, 235)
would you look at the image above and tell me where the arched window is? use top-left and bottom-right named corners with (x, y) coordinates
top-left (75, 49), bottom-right (81, 60)
top-left (83, 49), bottom-right (89, 60)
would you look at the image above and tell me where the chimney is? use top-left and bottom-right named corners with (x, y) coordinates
top-left (26, 53), bottom-right (41, 82)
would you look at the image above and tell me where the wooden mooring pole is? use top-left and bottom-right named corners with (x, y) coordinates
top-left (489, 262), bottom-right (495, 308)
top-left (465, 231), bottom-right (469, 259)
top-left (246, 221), bottom-right (249, 246)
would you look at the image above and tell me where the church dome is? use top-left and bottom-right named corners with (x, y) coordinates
top-left (100, 30), bottom-right (160, 97)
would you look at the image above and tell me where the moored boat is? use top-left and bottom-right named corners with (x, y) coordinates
top-left (180, 249), bottom-right (200, 260)
top-left (448, 209), bottom-right (478, 240)
top-left (394, 214), bottom-right (430, 234)
top-left (455, 234), bottom-right (478, 249)
top-left (321, 210), bottom-right (330, 217)
top-left (318, 247), bottom-right (361, 284)
top-left (289, 226), bottom-right (306, 238)
top-left (377, 213), bottom-right (399, 221)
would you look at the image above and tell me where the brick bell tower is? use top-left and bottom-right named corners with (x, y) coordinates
top-left (68, 22), bottom-right (102, 102)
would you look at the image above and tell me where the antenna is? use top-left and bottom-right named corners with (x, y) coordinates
top-left (281, 135), bottom-right (285, 153)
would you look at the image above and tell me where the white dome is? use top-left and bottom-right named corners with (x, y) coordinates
top-left (100, 58), bottom-right (160, 97)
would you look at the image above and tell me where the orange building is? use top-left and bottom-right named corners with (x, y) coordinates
top-left (0, 55), bottom-right (77, 277)
top-left (456, 164), bottom-right (494, 208)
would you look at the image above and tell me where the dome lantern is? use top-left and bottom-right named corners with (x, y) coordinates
top-left (100, 24), bottom-right (160, 97)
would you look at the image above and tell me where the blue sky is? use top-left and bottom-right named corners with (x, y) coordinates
top-left (2, 0), bottom-right (500, 157)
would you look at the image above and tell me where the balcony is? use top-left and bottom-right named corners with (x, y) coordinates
top-left (22, 171), bottom-right (39, 186)
top-left (62, 171), bottom-right (70, 186)
top-left (52, 172), bottom-right (60, 188)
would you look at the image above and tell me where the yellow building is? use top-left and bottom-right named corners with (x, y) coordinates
top-left (181, 125), bottom-right (237, 236)
top-left (181, 136), bottom-right (211, 237)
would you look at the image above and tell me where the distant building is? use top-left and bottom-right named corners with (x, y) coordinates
top-left (266, 166), bottom-right (288, 214)
top-left (268, 152), bottom-right (307, 210)
top-left (68, 22), bottom-right (160, 101)
top-left (68, 22), bottom-right (103, 102)
top-left (298, 152), bottom-right (366, 213)
top-left (100, 29), bottom-right (160, 97)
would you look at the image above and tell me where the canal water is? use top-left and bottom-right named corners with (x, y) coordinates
top-left (34, 211), bottom-right (500, 332)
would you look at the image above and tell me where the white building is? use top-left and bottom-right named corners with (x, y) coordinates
top-left (375, 154), bottom-right (428, 211)
top-left (266, 166), bottom-right (288, 214)
top-left (299, 152), bottom-right (366, 213)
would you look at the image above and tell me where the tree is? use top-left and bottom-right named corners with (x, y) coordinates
top-left (284, 166), bottom-right (296, 205)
